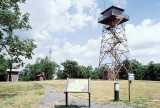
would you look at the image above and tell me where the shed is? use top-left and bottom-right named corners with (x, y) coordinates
top-left (7, 69), bottom-right (20, 82)
top-left (102, 70), bottom-right (109, 80)
top-left (37, 73), bottom-right (45, 81)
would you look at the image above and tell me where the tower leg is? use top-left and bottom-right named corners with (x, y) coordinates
top-left (99, 25), bottom-right (129, 80)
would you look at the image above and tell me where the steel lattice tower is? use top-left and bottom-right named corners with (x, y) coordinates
top-left (98, 6), bottom-right (130, 80)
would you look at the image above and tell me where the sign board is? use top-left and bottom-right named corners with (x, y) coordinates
top-left (128, 74), bottom-right (134, 81)
top-left (64, 78), bottom-right (91, 107)
top-left (65, 78), bottom-right (90, 93)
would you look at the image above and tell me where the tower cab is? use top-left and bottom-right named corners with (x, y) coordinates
top-left (98, 6), bottom-right (129, 27)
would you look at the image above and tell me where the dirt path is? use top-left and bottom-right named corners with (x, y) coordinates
top-left (35, 84), bottom-right (134, 108)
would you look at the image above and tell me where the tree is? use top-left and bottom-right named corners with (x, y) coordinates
top-left (119, 59), bottom-right (144, 80)
top-left (60, 60), bottom-right (80, 78)
top-left (0, 55), bottom-right (8, 81)
top-left (92, 67), bottom-right (103, 79)
top-left (36, 56), bottom-right (58, 80)
top-left (145, 61), bottom-right (160, 81)
top-left (56, 69), bottom-right (64, 79)
top-left (19, 64), bottom-right (32, 81)
top-left (0, 0), bottom-right (31, 31)
top-left (119, 59), bottom-right (131, 79)
top-left (56, 59), bottom-right (160, 81)
top-left (78, 65), bottom-right (93, 78)
top-left (58, 60), bottom-right (102, 79)
top-left (131, 60), bottom-right (145, 80)
top-left (20, 56), bottom-right (58, 81)
top-left (0, 0), bottom-right (37, 71)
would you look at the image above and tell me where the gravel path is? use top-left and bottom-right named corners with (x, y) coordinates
top-left (35, 84), bottom-right (135, 108)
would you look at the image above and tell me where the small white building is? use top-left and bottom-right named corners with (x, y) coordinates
top-left (7, 69), bottom-right (20, 82)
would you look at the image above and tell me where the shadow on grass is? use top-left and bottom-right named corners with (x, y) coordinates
top-left (109, 99), bottom-right (146, 108)
top-left (109, 99), bottom-right (124, 103)
top-left (54, 105), bottom-right (89, 108)
top-left (0, 93), bottom-right (17, 98)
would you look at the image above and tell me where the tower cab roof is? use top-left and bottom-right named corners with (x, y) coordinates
top-left (101, 6), bottom-right (124, 15)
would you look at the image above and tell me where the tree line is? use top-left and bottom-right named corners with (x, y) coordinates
top-left (1, 56), bottom-right (160, 81)
top-left (19, 57), bottom-right (103, 81)
top-left (119, 59), bottom-right (160, 81)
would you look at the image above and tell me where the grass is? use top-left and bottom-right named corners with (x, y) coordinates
top-left (0, 81), bottom-right (45, 108)
top-left (0, 80), bottom-right (159, 108)
top-left (41, 80), bottom-right (160, 108)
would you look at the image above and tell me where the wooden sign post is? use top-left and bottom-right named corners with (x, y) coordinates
top-left (129, 80), bottom-right (131, 102)
top-left (128, 74), bottom-right (134, 102)
top-left (64, 78), bottom-right (91, 107)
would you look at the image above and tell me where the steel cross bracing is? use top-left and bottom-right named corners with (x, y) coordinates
top-left (99, 23), bottom-right (129, 80)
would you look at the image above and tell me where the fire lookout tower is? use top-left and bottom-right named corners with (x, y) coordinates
top-left (98, 6), bottom-right (130, 80)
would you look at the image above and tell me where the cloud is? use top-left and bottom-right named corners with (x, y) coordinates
top-left (19, 53), bottom-right (46, 70)
top-left (19, 18), bottom-right (160, 70)
top-left (126, 19), bottom-right (160, 64)
top-left (18, 0), bottom-right (101, 68)
top-left (17, 0), bottom-right (101, 56)
top-left (18, 0), bottom-right (160, 68)
top-left (30, 30), bottom-right (52, 42)
top-left (49, 37), bottom-right (101, 67)
top-left (47, 19), bottom-right (160, 67)
top-left (20, 0), bottom-right (100, 33)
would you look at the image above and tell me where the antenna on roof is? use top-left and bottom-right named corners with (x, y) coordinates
top-left (104, 0), bottom-right (106, 10)
top-left (49, 47), bottom-right (52, 60)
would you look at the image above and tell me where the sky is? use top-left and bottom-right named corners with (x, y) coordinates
top-left (17, 0), bottom-right (160, 68)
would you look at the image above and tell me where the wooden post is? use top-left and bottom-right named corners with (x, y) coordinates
top-left (65, 92), bottom-right (68, 107)
top-left (129, 81), bottom-right (131, 102)
top-left (89, 93), bottom-right (90, 107)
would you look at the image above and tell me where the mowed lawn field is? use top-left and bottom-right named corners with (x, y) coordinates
top-left (0, 80), bottom-right (160, 108)
top-left (0, 82), bottom-right (45, 108)
top-left (41, 80), bottom-right (160, 108)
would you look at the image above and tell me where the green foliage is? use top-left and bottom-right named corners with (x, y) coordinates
top-left (57, 60), bottom-right (103, 79)
top-left (131, 60), bottom-right (145, 80)
top-left (19, 56), bottom-right (59, 81)
top-left (79, 65), bottom-right (93, 78)
top-left (119, 59), bottom-right (131, 79)
top-left (0, 0), bottom-right (37, 71)
top-left (56, 69), bottom-right (64, 79)
top-left (0, 56), bottom-right (19, 81)
top-left (119, 59), bottom-right (160, 81)
top-left (144, 62), bottom-right (160, 81)
top-left (91, 67), bottom-right (103, 79)
top-left (0, 0), bottom-right (31, 31)
top-left (0, 55), bottom-right (8, 81)
top-left (60, 60), bottom-right (81, 78)
top-left (20, 58), bottom-right (160, 81)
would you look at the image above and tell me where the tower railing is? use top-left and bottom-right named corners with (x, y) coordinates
top-left (98, 9), bottom-right (129, 23)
